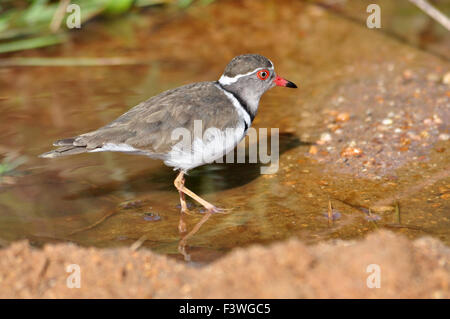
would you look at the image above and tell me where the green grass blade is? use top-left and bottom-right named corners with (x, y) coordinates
top-left (0, 34), bottom-right (65, 54)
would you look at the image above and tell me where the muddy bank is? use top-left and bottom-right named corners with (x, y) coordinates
top-left (0, 230), bottom-right (448, 298)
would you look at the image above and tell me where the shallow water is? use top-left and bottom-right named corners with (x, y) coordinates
top-left (0, 0), bottom-right (449, 263)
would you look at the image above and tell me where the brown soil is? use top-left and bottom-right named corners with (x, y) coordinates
top-left (1, 230), bottom-right (448, 298)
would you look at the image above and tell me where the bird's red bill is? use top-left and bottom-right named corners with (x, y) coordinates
top-left (274, 75), bottom-right (297, 88)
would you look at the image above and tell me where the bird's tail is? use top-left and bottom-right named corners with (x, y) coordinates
top-left (39, 138), bottom-right (88, 158)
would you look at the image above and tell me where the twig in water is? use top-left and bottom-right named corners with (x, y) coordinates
top-left (68, 209), bottom-right (117, 235)
top-left (368, 208), bottom-right (379, 229)
top-left (384, 223), bottom-right (428, 232)
top-left (130, 235), bottom-right (147, 251)
top-left (327, 198), bottom-right (333, 226)
top-left (395, 201), bottom-right (401, 224)
top-left (409, 0), bottom-right (450, 31)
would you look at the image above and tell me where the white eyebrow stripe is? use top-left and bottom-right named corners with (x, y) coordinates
top-left (219, 66), bottom-right (274, 85)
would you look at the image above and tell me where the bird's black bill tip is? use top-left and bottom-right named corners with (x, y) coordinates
top-left (274, 75), bottom-right (298, 88)
top-left (285, 80), bottom-right (297, 88)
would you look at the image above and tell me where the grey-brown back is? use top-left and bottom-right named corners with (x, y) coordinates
top-left (39, 82), bottom-right (242, 159)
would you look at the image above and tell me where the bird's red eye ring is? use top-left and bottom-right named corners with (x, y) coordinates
top-left (257, 69), bottom-right (270, 80)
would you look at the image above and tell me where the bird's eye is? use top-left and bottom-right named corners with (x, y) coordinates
top-left (257, 69), bottom-right (270, 80)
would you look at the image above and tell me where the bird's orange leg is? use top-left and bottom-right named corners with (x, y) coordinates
top-left (177, 175), bottom-right (194, 216)
top-left (174, 171), bottom-right (225, 214)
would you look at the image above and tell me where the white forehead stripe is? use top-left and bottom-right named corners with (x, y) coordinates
top-left (219, 66), bottom-right (274, 86)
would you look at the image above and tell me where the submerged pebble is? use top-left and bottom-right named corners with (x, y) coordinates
top-left (323, 211), bottom-right (342, 221)
top-left (119, 200), bottom-right (143, 209)
top-left (143, 213), bottom-right (161, 222)
top-left (365, 214), bottom-right (381, 221)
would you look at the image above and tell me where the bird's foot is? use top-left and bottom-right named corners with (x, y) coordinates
top-left (201, 206), bottom-right (232, 215)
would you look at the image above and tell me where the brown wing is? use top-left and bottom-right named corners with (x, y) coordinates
top-left (58, 82), bottom-right (241, 157)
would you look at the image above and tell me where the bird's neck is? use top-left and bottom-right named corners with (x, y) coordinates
top-left (217, 82), bottom-right (260, 121)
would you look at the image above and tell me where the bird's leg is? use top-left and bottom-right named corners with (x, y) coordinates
top-left (174, 171), bottom-right (225, 214)
top-left (176, 173), bottom-right (194, 216)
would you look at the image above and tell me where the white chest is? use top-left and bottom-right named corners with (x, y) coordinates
top-left (164, 121), bottom-right (247, 171)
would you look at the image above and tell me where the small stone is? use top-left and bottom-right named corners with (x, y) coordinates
top-left (382, 118), bottom-right (393, 125)
top-left (407, 132), bottom-right (421, 141)
top-left (438, 186), bottom-right (449, 194)
top-left (443, 72), bottom-right (450, 85)
top-left (309, 145), bottom-right (319, 155)
top-left (438, 133), bottom-right (449, 141)
top-left (402, 69), bottom-right (413, 80)
top-left (317, 133), bottom-right (332, 145)
top-left (433, 115), bottom-right (442, 124)
top-left (336, 96), bottom-right (345, 104)
top-left (400, 137), bottom-right (411, 146)
top-left (341, 147), bottom-right (363, 158)
top-left (420, 130), bottom-right (430, 139)
top-left (336, 112), bottom-right (350, 122)
top-left (441, 193), bottom-right (450, 200)
top-left (119, 200), bottom-right (143, 209)
top-left (426, 73), bottom-right (440, 82)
